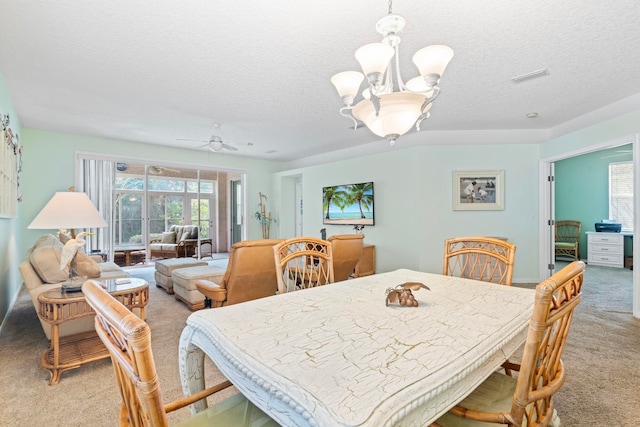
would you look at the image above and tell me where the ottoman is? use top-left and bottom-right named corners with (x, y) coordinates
top-left (172, 265), bottom-right (226, 311)
top-left (154, 258), bottom-right (208, 294)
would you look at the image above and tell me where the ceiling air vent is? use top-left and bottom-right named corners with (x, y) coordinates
top-left (511, 68), bottom-right (549, 84)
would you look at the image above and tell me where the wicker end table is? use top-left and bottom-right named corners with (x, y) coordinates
top-left (37, 277), bottom-right (149, 385)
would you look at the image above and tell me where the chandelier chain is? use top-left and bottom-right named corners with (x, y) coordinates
top-left (388, 0), bottom-right (393, 15)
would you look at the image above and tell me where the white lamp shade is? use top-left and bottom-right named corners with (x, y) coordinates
top-left (28, 192), bottom-right (108, 230)
top-left (331, 71), bottom-right (365, 100)
top-left (352, 92), bottom-right (430, 139)
top-left (405, 76), bottom-right (436, 96)
top-left (412, 45), bottom-right (454, 77)
top-left (355, 43), bottom-right (395, 77)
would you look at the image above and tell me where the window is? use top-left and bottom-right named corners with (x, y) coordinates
top-left (609, 161), bottom-right (633, 231)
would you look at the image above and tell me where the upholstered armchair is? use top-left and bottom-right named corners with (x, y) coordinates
top-left (195, 239), bottom-right (283, 308)
top-left (149, 225), bottom-right (210, 259)
top-left (327, 234), bottom-right (364, 282)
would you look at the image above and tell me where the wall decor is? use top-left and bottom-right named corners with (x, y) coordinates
top-left (1, 113), bottom-right (23, 218)
top-left (322, 182), bottom-right (374, 226)
top-left (452, 170), bottom-right (504, 211)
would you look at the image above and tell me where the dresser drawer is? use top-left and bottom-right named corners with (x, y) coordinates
top-left (588, 244), bottom-right (623, 256)
top-left (588, 233), bottom-right (624, 245)
top-left (588, 253), bottom-right (624, 266)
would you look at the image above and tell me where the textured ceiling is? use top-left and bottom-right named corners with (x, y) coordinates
top-left (2, 0), bottom-right (640, 167)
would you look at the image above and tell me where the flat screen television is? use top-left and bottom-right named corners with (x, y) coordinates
top-left (322, 182), bottom-right (374, 226)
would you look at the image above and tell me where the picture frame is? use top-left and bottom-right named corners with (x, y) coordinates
top-left (452, 170), bottom-right (504, 211)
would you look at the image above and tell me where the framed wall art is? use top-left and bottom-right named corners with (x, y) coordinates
top-left (452, 170), bottom-right (504, 211)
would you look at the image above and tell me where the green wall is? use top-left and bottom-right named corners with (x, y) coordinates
top-left (555, 144), bottom-right (633, 259)
top-left (19, 129), bottom-right (282, 257)
top-left (275, 142), bottom-right (541, 281)
top-left (3, 68), bottom-right (640, 326)
top-left (0, 71), bottom-right (22, 324)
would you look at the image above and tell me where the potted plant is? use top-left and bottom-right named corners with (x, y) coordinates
top-left (255, 192), bottom-right (276, 239)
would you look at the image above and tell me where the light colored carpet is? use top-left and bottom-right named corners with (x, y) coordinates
top-left (0, 256), bottom-right (234, 426)
top-left (1, 260), bottom-right (638, 426)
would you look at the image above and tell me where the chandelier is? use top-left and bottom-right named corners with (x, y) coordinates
top-left (331, 1), bottom-right (454, 145)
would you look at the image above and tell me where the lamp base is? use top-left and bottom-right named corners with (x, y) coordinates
top-left (61, 276), bottom-right (85, 293)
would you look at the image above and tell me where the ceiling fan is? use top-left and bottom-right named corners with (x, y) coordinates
top-left (177, 123), bottom-right (246, 153)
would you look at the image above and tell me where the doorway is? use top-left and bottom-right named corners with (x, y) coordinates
top-left (539, 134), bottom-right (640, 318)
top-left (230, 179), bottom-right (242, 245)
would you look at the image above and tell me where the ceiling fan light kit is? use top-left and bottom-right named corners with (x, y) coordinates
top-left (178, 123), bottom-right (240, 152)
top-left (331, 0), bottom-right (453, 145)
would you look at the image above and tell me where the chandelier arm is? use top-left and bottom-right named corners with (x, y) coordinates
top-left (393, 44), bottom-right (406, 91)
top-left (370, 93), bottom-right (381, 117)
top-left (339, 106), bottom-right (359, 130)
top-left (415, 87), bottom-right (441, 131)
top-left (420, 86), bottom-right (440, 111)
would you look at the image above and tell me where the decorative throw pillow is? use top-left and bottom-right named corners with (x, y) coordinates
top-left (161, 231), bottom-right (176, 244)
top-left (29, 234), bottom-right (68, 283)
top-left (74, 251), bottom-right (101, 278)
top-left (58, 231), bottom-right (101, 278)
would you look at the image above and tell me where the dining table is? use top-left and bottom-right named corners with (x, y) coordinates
top-left (178, 268), bottom-right (535, 427)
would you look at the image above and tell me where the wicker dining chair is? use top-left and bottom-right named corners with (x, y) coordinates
top-left (443, 236), bottom-right (517, 286)
top-left (327, 234), bottom-right (364, 282)
top-left (81, 280), bottom-right (278, 427)
top-left (430, 260), bottom-right (585, 427)
top-left (273, 237), bottom-right (334, 294)
top-left (555, 220), bottom-right (581, 261)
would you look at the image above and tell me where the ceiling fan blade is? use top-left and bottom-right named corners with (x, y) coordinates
top-left (177, 138), bottom-right (208, 143)
top-left (222, 143), bottom-right (238, 151)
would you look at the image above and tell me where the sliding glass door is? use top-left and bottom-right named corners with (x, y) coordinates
top-left (78, 155), bottom-right (244, 264)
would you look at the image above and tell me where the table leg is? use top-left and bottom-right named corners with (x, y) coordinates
top-left (46, 324), bottom-right (62, 385)
top-left (179, 327), bottom-right (208, 414)
top-left (125, 250), bottom-right (131, 266)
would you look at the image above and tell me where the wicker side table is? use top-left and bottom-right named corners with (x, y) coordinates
top-left (37, 278), bottom-right (149, 385)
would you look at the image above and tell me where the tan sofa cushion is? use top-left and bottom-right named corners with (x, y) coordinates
top-left (74, 251), bottom-right (101, 278)
top-left (29, 235), bottom-right (68, 284)
top-left (58, 232), bottom-right (101, 278)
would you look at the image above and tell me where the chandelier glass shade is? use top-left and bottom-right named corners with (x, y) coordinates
top-left (331, 5), bottom-right (453, 145)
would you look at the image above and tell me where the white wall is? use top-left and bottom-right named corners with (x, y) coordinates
top-left (274, 142), bottom-right (541, 282)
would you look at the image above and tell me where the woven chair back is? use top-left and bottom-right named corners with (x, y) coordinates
top-left (555, 220), bottom-right (581, 261)
top-left (512, 260), bottom-right (584, 425)
top-left (443, 236), bottom-right (516, 285)
top-left (274, 237), bottom-right (334, 294)
top-left (83, 280), bottom-right (167, 427)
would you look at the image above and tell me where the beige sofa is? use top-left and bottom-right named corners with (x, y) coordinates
top-left (19, 234), bottom-right (129, 340)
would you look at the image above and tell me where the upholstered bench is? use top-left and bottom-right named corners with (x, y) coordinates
top-left (154, 258), bottom-right (208, 294)
top-left (172, 265), bottom-right (226, 310)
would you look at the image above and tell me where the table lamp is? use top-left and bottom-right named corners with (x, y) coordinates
top-left (28, 191), bottom-right (108, 290)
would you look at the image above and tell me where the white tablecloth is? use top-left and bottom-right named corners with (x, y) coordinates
top-left (179, 269), bottom-right (535, 427)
